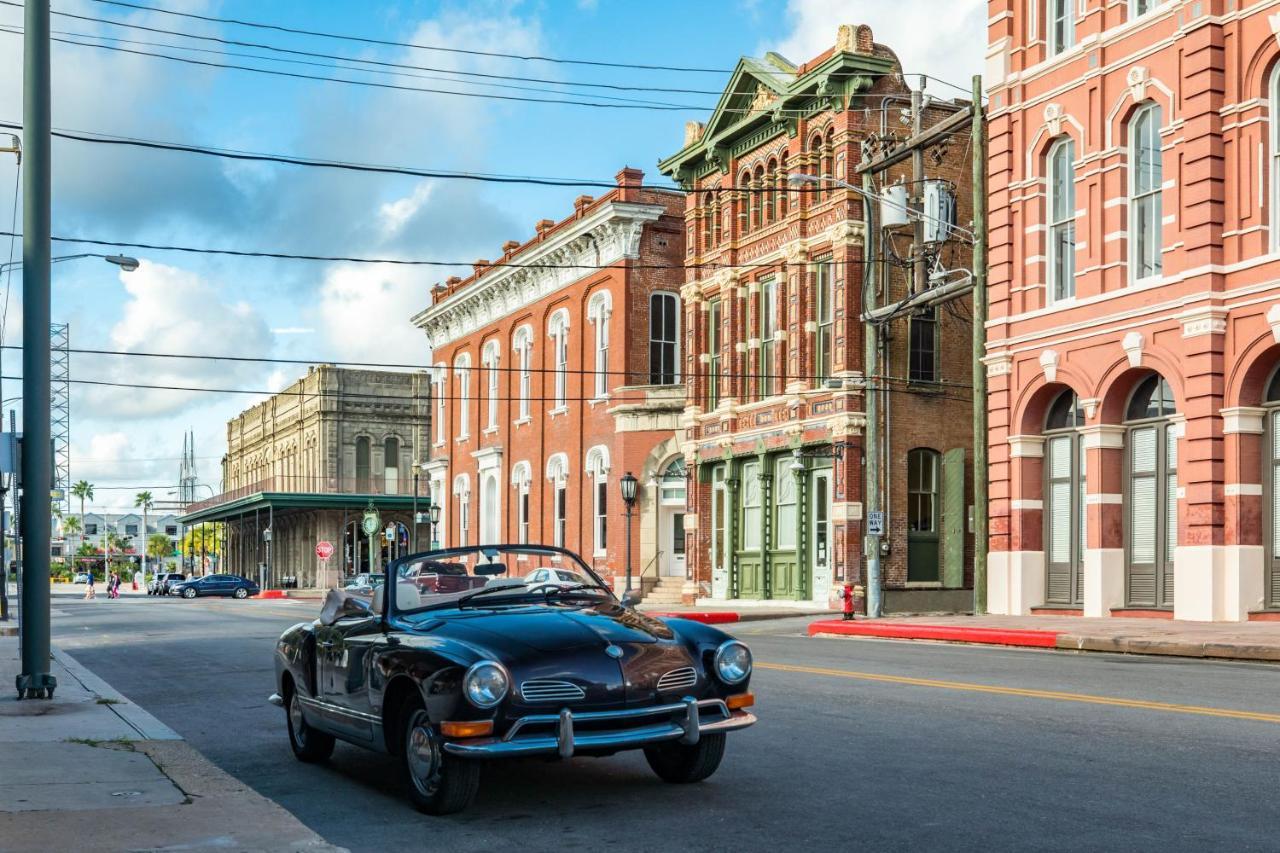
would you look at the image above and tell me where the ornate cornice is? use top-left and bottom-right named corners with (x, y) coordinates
top-left (411, 201), bottom-right (665, 350)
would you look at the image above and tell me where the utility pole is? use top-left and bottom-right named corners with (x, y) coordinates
top-left (17, 0), bottom-right (55, 700)
top-left (971, 74), bottom-right (989, 614)
top-left (862, 166), bottom-right (883, 618)
top-left (911, 80), bottom-right (926, 295)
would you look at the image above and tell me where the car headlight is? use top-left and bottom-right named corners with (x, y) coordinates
top-left (714, 640), bottom-right (752, 685)
top-left (463, 661), bottom-right (509, 709)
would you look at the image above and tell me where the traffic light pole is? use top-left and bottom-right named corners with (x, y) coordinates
top-left (17, 0), bottom-right (55, 699)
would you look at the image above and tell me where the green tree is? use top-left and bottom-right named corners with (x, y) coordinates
top-left (71, 480), bottom-right (94, 558)
top-left (146, 532), bottom-right (171, 567)
top-left (181, 523), bottom-right (222, 572)
top-left (62, 515), bottom-right (82, 569)
top-left (134, 491), bottom-right (154, 576)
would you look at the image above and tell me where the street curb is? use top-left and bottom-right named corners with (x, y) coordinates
top-left (254, 590), bottom-right (287, 599)
top-left (52, 647), bottom-right (182, 741)
top-left (807, 620), bottom-right (1060, 648)
top-left (648, 610), bottom-right (830, 624)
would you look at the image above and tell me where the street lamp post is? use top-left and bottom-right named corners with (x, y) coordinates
top-left (429, 502), bottom-right (440, 550)
top-left (261, 526), bottom-right (271, 590)
top-left (620, 472), bottom-right (638, 595)
top-left (0, 254), bottom-right (140, 275)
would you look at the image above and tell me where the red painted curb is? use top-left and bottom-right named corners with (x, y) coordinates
top-left (254, 590), bottom-right (286, 599)
top-left (807, 620), bottom-right (1061, 648)
top-left (648, 612), bottom-right (741, 624)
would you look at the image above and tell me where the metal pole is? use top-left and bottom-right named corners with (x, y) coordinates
top-left (971, 74), bottom-right (989, 614)
top-left (862, 167), bottom-right (883, 618)
top-left (412, 472), bottom-right (419, 553)
top-left (18, 0), bottom-right (54, 699)
top-left (625, 504), bottom-right (633, 593)
top-left (0, 477), bottom-right (8, 620)
top-left (911, 80), bottom-right (925, 295)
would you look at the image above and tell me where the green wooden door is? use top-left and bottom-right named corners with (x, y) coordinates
top-left (768, 456), bottom-right (800, 599)
top-left (737, 461), bottom-right (764, 598)
top-left (941, 448), bottom-right (966, 588)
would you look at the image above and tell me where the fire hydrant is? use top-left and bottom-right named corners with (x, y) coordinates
top-left (840, 582), bottom-right (855, 621)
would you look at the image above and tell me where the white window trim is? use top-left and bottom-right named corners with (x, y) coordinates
top-left (511, 461), bottom-right (532, 545)
top-left (432, 363), bottom-right (446, 447)
top-left (482, 341), bottom-right (500, 432)
top-left (513, 325), bottom-right (533, 423)
top-left (585, 445), bottom-right (610, 557)
top-left (1271, 63), bottom-right (1280, 253)
top-left (588, 291), bottom-right (612, 401)
top-left (453, 355), bottom-right (472, 439)
top-left (1046, 0), bottom-right (1074, 57)
top-left (548, 309), bottom-right (570, 410)
top-left (649, 291), bottom-right (681, 385)
top-left (1128, 102), bottom-right (1164, 286)
top-left (1047, 136), bottom-right (1076, 304)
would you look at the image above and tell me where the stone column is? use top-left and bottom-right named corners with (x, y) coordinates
top-left (1221, 406), bottom-right (1266, 619)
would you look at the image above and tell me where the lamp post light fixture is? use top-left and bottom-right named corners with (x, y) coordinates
top-left (428, 501), bottom-right (441, 550)
top-left (0, 253), bottom-right (142, 276)
top-left (620, 472), bottom-right (638, 594)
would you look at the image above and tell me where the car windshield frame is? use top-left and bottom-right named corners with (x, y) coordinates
top-left (383, 544), bottom-right (615, 619)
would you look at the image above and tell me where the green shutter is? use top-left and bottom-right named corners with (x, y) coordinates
top-left (941, 448), bottom-right (966, 588)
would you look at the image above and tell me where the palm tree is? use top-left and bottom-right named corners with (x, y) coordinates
top-left (135, 491), bottom-right (154, 578)
top-left (63, 516), bottom-right (82, 570)
top-left (71, 480), bottom-right (94, 560)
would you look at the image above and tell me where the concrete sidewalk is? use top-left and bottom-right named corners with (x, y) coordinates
top-left (809, 614), bottom-right (1280, 662)
top-left (0, 637), bottom-right (344, 852)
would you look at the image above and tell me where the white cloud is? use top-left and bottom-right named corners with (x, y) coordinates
top-left (271, 327), bottom-right (314, 335)
top-left (315, 263), bottom-right (427, 365)
top-left (770, 0), bottom-right (987, 94)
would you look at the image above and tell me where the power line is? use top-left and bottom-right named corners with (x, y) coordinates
top-left (85, 0), bottom-right (734, 74)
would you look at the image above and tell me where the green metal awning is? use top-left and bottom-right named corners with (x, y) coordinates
top-left (178, 492), bottom-right (420, 525)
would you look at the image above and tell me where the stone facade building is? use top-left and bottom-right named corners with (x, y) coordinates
top-left (180, 365), bottom-right (429, 588)
top-left (985, 0), bottom-right (1280, 621)
top-left (660, 25), bottom-right (975, 610)
top-left (412, 169), bottom-right (688, 595)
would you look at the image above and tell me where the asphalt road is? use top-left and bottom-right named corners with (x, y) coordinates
top-left (49, 594), bottom-right (1280, 852)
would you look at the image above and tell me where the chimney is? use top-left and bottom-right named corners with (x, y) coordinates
top-left (535, 219), bottom-right (556, 238)
top-left (616, 167), bottom-right (644, 201)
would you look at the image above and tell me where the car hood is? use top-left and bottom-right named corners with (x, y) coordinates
top-left (431, 603), bottom-right (677, 653)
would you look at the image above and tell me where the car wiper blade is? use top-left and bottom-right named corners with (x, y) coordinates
top-left (454, 582), bottom-right (530, 607)
top-left (543, 582), bottom-right (612, 597)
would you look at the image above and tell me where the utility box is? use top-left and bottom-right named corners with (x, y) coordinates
top-left (880, 184), bottom-right (909, 228)
top-left (923, 180), bottom-right (957, 243)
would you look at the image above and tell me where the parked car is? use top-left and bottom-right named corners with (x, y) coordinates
top-left (73, 572), bottom-right (91, 584)
top-left (342, 573), bottom-right (384, 595)
top-left (522, 567), bottom-right (589, 589)
top-left (270, 544), bottom-right (756, 815)
top-left (149, 572), bottom-right (186, 596)
top-left (398, 560), bottom-right (487, 595)
top-left (170, 573), bottom-right (259, 600)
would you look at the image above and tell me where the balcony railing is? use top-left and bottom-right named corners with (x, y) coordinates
top-left (184, 475), bottom-right (424, 514)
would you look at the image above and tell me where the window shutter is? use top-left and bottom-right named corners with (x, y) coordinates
top-left (1163, 423), bottom-right (1178, 605)
top-left (941, 448), bottom-right (966, 588)
top-left (1129, 427), bottom-right (1158, 605)
top-left (1076, 439), bottom-right (1087, 603)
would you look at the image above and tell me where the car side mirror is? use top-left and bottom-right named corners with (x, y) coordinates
top-left (340, 596), bottom-right (372, 619)
top-left (621, 590), bottom-right (640, 609)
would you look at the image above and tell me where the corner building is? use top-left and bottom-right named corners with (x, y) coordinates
top-left (413, 170), bottom-right (687, 592)
top-left (987, 0), bottom-right (1280, 620)
top-left (660, 25), bottom-right (975, 610)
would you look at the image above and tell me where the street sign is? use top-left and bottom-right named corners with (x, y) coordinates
top-left (315, 540), bottom-right (334, 560)
top-left (867, 511), bottom-right (885, 537)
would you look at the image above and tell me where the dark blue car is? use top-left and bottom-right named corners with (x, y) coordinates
top-left (170, 573), bottom-right (260, 600)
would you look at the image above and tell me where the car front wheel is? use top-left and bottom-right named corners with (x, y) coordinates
top-left (286, 685), bottom-right (334, 762)
top-left (401, 698), bottom-right (480, 815)
top-left (233, 587), bottom-right (248, 599)
top-left (182, 588), bottom-right (197, 599)
top-left (644, 733), bottom-right (726, 784)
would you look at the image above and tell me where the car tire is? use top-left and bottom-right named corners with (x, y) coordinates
top-left (286, 685), bottom-right (334, 763)
top-left (182, 588), bottom-right (197, 599)
top-left (643, 733), bottom-right (726, 784)
top-left (400, 697), bottom-right (480, 815)
top-left (233, 587), bottom-right (248, 599)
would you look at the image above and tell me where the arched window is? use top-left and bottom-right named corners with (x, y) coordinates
top-left (547, 453), bottom-right (569, 547)
top-left (821, 128), bottom-right (835, 190)
top-left (511, 461), bottom-right (532, 544)
top-left (383, 436), bottom-right (399, 494)
top-left (355, 436), bottom-right (371, 492)
top-left (1044, 390), bottom-right (1086, 605)
top-left (759, 276), bottom-right (777, 398)
top-left (649, 292), bottom-right (679, 385)
top-left (1124, 373), bottom-right (1178, 608)
top-left (1270, 63), bottom-right (1280, 251)
top-left (711, 191), bottom-right (722, 246)
top-left (586, 446), bottom-right (610, 555)
top-left (1047, 137), bottom-right (1076, 302)
top-left (1129, 102), bottom-right (1163, 282)
top-left (774, 456), bottom-right (797, 549)
top-left (765, 158), bottom-right (778, 224)
top-left (480, 472), bottom-right (500, 545)
top-left (482, 340), bottom-right (500, 431)
top-left (454, 354), bottom-right (472, 438)
top-left (1047, 0), bottom-right (1073, 56)
top-left (808, 134), bottom-right (824, 202)
top-left (752, 165), bottom-right (765, 230)
top-left (778, 152), bottom-right (790, 217)
top-left (588, 291), bottom-right (612, 399)
top-left (738, 170), bottom-right (751, 235)
top-left (453, 474), bottom-right (471, 548)
top-left (548, 309), bottom-right (570, 410)
top-left (512, 326), bottom-right (532, 421)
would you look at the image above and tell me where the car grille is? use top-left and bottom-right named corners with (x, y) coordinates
top-left (520, 679), bottom-right (586, 703)
top-left (656, 667), bottom-right (697, 692)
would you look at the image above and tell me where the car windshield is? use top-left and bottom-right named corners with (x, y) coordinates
top-left (387, 545), bottom-right (613, 616)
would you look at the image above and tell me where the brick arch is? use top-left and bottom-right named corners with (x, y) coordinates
top-left (1226, 330), bottom-right (1280, 409)
top-left (1026, 119), bottom-right (1086, 178)
top-left (1096, 352), bottom-right (1185, 424)
top-left (1011, 368), bottom-right (1092, 435)
top-left (1243, 32), bottom-right (1280, 103)
top-left (1105, 80), bottom-right (1175, 151)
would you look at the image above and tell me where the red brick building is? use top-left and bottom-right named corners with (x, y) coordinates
top-left (412, 170), bottom-right (687, 591)
top-left (659, 25), bottom-right (975, 611)
top-left (986, 0), bottom-right (1280, 620)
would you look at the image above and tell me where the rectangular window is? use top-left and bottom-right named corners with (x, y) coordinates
top-left (759, 278), bottom-right (777, 399)
top-left (742, 462), bottom-right (762, 550)
top-left (518, 343), bottom-right (531, 420)
top-left (1048, 0), bottom-right (1073, 56)
top-left (707, 298), bottom-right (721, 410)
top-left (594, 479), bottom-right (608, 554)
top-left (459, 498), bottom-right (470, 548)
top-left (457, 368), bottom-right (470, 437)
top-left (594, 316), bottom-right (609, 398)
top-left (908, 451), bottom-right (938, 533)
top-left (1130, 0), bottom-right (1153, 17)
top-left (86, 523), bottom-right (97, 536)
top-left (126, 524), bottom-right (138, 536)
top-left (1048, 139), bottom-right (1076, 302)
top-left (519, 488), bottom-right (530, 544)
top-left (815, 258), bottom-right (834, 383)
top-left (554, 331), bottom-right (567, 408)
top-left (554, 486), bottom-right (567, 548)
top-left (649, 293), bottom-right (679, 385)
top-left (434, 377), bottom-right (446, 444)
top-left (165, 525), bottom-right (177, 536)
top-left (1130, 104), bottom-right (1164, 282)
top-left (774, 458), bottom-right (796, 549)
top-left (908, 307), bottom-right (938, 383)
top-left (486, 360), bottom-right (498, 430)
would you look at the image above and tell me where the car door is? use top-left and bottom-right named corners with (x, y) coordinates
top-left (317, 611), bottom-right (381, 744)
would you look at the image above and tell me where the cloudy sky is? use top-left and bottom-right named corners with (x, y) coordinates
top-left (0, 0), bottom-right (985, 514)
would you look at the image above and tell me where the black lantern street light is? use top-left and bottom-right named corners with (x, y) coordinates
top-left (620, 472), bottom-right (638, 594)
top-left (429, 501), bottom-right (441, 550)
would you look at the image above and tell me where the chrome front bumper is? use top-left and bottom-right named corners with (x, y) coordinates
top-left (442, 697), bottom-right (756, 759)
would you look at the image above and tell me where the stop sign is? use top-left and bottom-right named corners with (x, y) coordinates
top-left (315, 540), bottom-right (334, 560)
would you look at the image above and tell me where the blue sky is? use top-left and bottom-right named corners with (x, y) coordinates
top-left (0, 0), bottom-right (985, 512)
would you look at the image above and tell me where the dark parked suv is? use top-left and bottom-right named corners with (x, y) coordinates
top-left (149, 572), bottom-right (186, 596)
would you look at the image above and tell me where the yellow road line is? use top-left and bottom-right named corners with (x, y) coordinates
top-left (757, 661), bottom-right (1280, 724)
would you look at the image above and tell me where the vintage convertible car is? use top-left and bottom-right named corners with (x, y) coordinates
top-left (269, 544), bottom-right (756, 814)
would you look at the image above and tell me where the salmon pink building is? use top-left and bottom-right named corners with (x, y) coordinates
top-left (412, 170), bottom-right (687, 594)
top-left (986, 0), bottom-right (1280, 620)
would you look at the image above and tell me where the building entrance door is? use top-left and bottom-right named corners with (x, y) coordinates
top-left (658, 458), bottom-right (687, 577)
top-left (710, 466), bottom-right (729, 598)
top-left (811, 469), bottom-right (833, 603)
top-left (907, 449), bottom-right (941, 582)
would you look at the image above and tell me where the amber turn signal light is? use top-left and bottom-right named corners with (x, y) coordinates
top-left (726, 692), bottom-right (755, 710)
top-left (441, 720), bottom-right (494, 738)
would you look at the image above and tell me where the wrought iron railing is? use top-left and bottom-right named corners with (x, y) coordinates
top-left (183, 475), bottom-right (424, 514)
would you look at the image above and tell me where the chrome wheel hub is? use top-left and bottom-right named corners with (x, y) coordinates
top-left (406, 715), bottom-right (441, 797)
top-left (289, 694), bottom-right (305, 742)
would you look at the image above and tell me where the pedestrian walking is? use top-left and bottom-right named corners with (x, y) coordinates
top-left (84, 569), bottom-right (96, 600)
top-left (132, 569), bottom-right (142, 592)
top-left (108, 571), bottom-right (120, 600)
